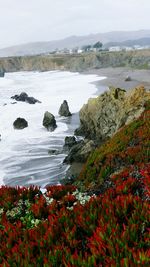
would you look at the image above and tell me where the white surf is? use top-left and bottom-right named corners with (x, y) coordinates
top-left (0, 71), bottom-right (106, 187)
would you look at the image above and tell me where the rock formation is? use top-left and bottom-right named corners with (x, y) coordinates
top-left (48, 149), bottom-right (60, 155)
top-left (0, 70), bottom-right (5, 77)
top-left (76, 86), bottom-right (150, 143)
top-left (64, 136), bottom-right (77, 149)
top-left (43, 111), bottom-right (57, 131)
top-left (64, 139), bottom-right (95, 164)
top-left (125, 76), bottom-right (132, 81)
top-left (77, 99), bottom-right (150, 191)
top-left (13, 118), bottom-right (28, 129)
top-left (11, 92), bottom-right (41, 104)
top-left (0, 50), bottom-right (150, 72)
top-left (58, 100), bottom-right (72, 117)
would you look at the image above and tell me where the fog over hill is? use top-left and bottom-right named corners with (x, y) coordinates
top-left (0, 30), bottom-right (150, 57)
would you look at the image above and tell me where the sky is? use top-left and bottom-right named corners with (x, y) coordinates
top-left (0, 0), bottom-right (150, 48)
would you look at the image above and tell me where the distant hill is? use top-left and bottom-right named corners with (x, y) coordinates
top-left (105, 37), bottom-right (150, 48)
top-left (0, 30), bottom-right (150, 57)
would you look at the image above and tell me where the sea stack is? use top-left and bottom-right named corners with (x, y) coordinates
top-left (43, 111), bottom-right (57, 131)
top-left (13, 118), bottom-right (28, 129)
top-left (58, 100), bottom-right (72, 117)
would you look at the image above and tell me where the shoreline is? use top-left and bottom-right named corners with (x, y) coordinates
top-left (64, 67), bottom-right (150, 182)
top-left (1, 67), bottom-right (150, 187)
top-left (0, 70), bottom-right (100, 188)
top-left (84, 67), bottom-right (150, 93)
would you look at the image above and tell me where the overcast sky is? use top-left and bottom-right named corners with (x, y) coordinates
top-left (0, 0), bottom-right (150, 48)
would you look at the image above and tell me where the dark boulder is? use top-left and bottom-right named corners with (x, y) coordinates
top-left (11, 92), bottom-right (41, 104)
top-left (74, 126), bottom-right (85, 137)
top-left (26, 96), bottom-right (40, 104)
top-left (64, 136), bottom-right (77, 149)
top-left (64, 139), bottom-right (95, 164)
top-left (0, 70), bottom-right (5, 77)
top-left (43, 111), bottom-right (57, 131)
top-left (58, 100), bottom-right (72, 117)
top-left (48, 149), bottom-right (60, 155)
top-left (13, 118), bottom-right (28, 129)
top-left (125, 76), bottom-right (132, 82)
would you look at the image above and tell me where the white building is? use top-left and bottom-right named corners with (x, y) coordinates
top-left (77, 49), bottom-right (84, 54)
top-left (124, 46), bottom-right (134, 51)
top-left (109, 46), bottom-right (122, 52)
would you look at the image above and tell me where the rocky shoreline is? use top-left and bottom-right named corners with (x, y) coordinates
top-left (64, 68), bottom-right (150, 183)
top-left (1, 66), bottom-right (150, 186)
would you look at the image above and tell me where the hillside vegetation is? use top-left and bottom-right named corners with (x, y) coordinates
top-left (77, 101), bottom-right (150, 191)
top-left (0, 49), bottom-right (150, 73)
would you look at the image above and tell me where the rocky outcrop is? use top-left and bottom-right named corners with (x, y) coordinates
top-left (64, 139), bottom-right (95, 164)
top-left (11, 92), bottom-right (41, 104)
top-left (58, 100), bottom-right (72, 117)
top-left (77, 100), bottom-right (150, 191)
top-left (43, 111), bottom-right (57, 131)
top-left (76, 86), bottom-right (150, 142)
top-left (64, 136), bottom-right (77, 149)
top-left (13, 118), bottom-right (28, 129)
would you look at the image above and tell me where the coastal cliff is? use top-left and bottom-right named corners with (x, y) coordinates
top-left (75, 94), bottom-right (150, 191)
top-left (0, 49), bottom-right (150, 73)
top-left (76, 86), bottom-right (150, 142)
top-left (64, 86), bottom-right (150, 183)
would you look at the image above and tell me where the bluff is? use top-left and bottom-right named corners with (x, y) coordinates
top-left (75, 98), bottom-right (150, 191)
top-left (0, 49), bottom-right (150, 73)
top-left (76, 86), bottom-right (150, 143)
top-left (64, 86), bottom-right (150, 179)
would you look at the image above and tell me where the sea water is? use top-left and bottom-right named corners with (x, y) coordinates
top-left (0, 71), bottom-right (105, 187)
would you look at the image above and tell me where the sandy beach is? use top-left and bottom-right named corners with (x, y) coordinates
top-left (85, 67), bottom-right (150, 92)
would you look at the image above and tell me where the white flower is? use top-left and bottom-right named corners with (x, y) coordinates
top-left (67, 207), bottom-right (73, 211)
top-left (72, 189), bottom-right (91, 205)
top-left (0, 208), bottom-right (4, 216)
top-left (43, 195), bottom-right (54, 205)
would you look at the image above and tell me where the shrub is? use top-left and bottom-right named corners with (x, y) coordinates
top-left (0, 165), bottom-right (150, 267)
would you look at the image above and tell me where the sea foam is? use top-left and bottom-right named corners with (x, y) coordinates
top-left (0, 71), bottom-right (106, 187)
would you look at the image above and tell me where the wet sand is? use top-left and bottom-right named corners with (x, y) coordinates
top-left (85, 67), bottom-right (150, 92)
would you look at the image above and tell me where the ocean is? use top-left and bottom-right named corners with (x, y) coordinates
top-left (0, 71), bottom-right (105, 188)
